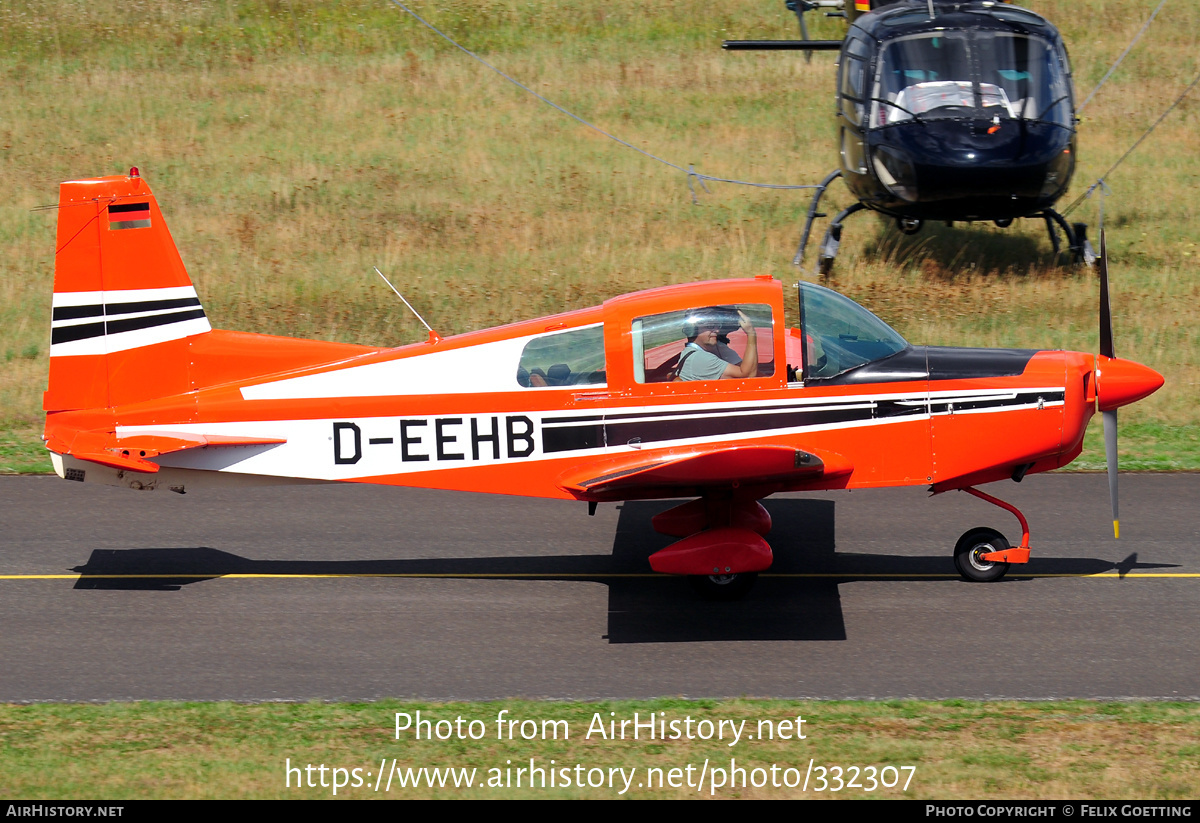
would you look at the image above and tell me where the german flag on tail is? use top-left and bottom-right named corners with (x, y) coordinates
top-left (107, 201), bottom-right (151, 230)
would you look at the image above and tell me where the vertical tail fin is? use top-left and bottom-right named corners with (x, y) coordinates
top-left (45, 170), bottom-right (211, 411)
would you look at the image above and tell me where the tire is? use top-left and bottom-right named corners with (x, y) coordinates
top-left (689, 572), bottom-right (758, 601)
top-left (953, 528), bottom-right (1010, 582)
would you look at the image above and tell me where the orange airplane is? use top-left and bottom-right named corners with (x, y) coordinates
top-left (43, 171), bottom-right (1163, 597)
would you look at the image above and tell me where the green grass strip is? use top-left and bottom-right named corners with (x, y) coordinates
top-left (1, 699), bottom-right (1197, 799)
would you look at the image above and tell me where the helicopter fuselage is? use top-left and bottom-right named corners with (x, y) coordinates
top-left (835, 3), bottom-right (1077, 223)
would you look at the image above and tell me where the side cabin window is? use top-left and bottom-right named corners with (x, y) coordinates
top-left (631, 304), bottom-right (775, 384)
top-left (839, 35), bottom-right (871, 125)
top-left (516, 325), bottom-right (606, 388)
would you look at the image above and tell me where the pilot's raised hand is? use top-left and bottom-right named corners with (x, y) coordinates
top-left (737, 310), bottom-right (754, 334)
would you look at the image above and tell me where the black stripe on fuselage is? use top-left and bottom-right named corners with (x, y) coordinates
top-left (930, 390), bottom-right (1064, 415)
top-left (543, 397), bottom-right (880, 427)
top-left (540, 390), bottom-right (1063, 454)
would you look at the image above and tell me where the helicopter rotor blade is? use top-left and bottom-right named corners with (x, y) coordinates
top-left (797, 7), bottom-right (813, 63)
top-left (722, 40), bottom-right (842, 51)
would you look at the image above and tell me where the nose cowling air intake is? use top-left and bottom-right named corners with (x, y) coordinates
top-left (1097, 356), bottom-right (1164, 412)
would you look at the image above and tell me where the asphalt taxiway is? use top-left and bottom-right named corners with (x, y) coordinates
top-left (1, 474), bottom-right (1196, 701)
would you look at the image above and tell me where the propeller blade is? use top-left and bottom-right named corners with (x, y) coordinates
top-left (1098, 229), bottom-right (1118, 537)
top-left (1099, 229), bottom-right (1114, 359)
top-left (1102, 409), bottom-right (1119, 538)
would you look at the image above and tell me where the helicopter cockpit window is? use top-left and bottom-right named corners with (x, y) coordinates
top-left (516, 325), bottom-right (606, 388)
top-left (976, 34), bottom-right (1071, 125)
top-left (872, 32), bottom-right (975, 126)
top-left (632, 304), bottom-right (774, 384)
top-left (872, 32), bottom-right (1070, 127)
top-left (799, 283), bottom-right (908, 380)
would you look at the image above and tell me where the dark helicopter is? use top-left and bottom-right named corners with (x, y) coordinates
top-left (725, 0), bottom-right (1091, 274)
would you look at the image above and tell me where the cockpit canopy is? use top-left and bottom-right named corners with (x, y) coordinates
top-left (871, 29), bottom-right (1072, 128)
top-left (800, 282), bottom-right (909, 380)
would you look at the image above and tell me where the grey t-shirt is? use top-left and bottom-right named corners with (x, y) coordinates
top-left (678, 342), bottom-right (741, 381)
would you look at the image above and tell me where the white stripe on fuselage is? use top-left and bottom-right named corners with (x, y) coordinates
top-left (115, 387), bottom-right (1063, 482)
top-left (239, 325), bottom-right (605, 398)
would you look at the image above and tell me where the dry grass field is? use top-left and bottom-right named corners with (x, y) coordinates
top-left (1, 0), bottom-right (1197, 471)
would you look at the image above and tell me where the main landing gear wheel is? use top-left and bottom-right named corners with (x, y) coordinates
top-left (689, 572), bottom-right (758, 601)
top-left (953, 528), bottom-right (1010, 582)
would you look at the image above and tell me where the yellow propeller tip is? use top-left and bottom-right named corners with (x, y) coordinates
top-left (1113, 521), bottom-right (1120, 539)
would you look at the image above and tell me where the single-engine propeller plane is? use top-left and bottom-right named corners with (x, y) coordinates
top-left (43, 171), bottom-right (1161, 597)
top-left (724, 0), bottom-right (1090, 274)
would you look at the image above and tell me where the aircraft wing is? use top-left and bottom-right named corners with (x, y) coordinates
top-left (46, 429), bottom-right (286, 473)
top-left (556, 443), bottom-right (852, 501)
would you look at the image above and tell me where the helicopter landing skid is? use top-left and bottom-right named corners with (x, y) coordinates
top-left (814, 202), bottom-right (867, 278)
top-left (793, 169), bottom-right (842, 269)
top-left (1038, 210), bottom-right (1094, 266)
top-left (796, 200), bottom-right (1095, 275)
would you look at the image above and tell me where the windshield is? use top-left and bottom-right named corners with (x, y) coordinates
top-left (871, 31), bottom-right (1070, 127)
top-left (800, 283), bottom-right (908, 379)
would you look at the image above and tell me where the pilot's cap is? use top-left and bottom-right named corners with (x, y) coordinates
top-left (683, 306), bottom-right (739, 339)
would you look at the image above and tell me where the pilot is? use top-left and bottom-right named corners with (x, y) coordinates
top-left (677, 307), bottom-right (759, 381)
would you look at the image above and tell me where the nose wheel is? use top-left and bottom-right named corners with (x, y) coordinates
top-left (953, 527), bottom-right (1011, 582)
top-left (949, 487), bottom-right (1033, 581)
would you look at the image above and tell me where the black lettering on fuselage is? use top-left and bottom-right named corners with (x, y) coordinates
top-left (472, 416), bottom-right (501, 460)
top-left (400, 419), bottom-right (430, 462)
top-left (436, 418), bottom-right (465, 461)
top-left (335, 415), bottom-right (539, 466)
top-left (333, 422), bottom-right (362, 465)
top-left (506, 415), bottom-right (535, 458)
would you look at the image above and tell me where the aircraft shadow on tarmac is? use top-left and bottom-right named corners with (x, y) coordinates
top-left (69, 499), bottom-right (1176, 644)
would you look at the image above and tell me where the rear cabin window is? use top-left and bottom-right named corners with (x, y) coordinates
top-left (516, 325), bottom-right (606, 388)
top-left (631, 304), bottom-right (775, 384)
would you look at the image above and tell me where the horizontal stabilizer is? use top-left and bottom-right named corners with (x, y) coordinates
top-left (111, 432), bottom-right (287, 456)
top-left (47, 429), bottom-right (286, 474)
